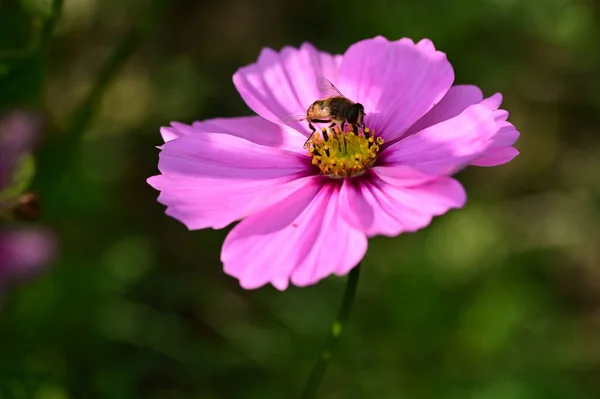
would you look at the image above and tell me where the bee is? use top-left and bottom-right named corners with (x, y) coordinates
top-left (282, 77), bottom-right (366, 148)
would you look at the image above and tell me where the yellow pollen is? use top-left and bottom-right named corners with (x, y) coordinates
top-left (306, 126), bottom-right (384, 178)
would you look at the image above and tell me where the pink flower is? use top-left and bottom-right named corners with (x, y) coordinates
top-left (147, 36), bottom-right (520, 290)
top-left (0, 227), bottom-right (57, 291)
top-left (0, 110), bottom-right (56, 293)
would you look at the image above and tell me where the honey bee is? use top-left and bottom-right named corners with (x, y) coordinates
top-left (282, 77), bottom-right (366, 148)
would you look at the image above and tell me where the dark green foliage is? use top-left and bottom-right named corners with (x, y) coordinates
top-left (1, 0), bottom-right (599, 398)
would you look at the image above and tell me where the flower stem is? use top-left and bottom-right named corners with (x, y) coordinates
top-left (0, 0), bottom-right (63, 59)
top-left (42, 0), bottom-right (64, 43)
top-left (300, 262), bottom-right (362, 399)
top-left (36, 0), bottom-right (171, 184)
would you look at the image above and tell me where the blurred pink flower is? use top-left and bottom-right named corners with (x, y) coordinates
top-left (0, 227), bottom-right (57, 289)
top-left (0, 110), bottom-right (56, 292)
top-left (147, 36), bottom-right (520, 290)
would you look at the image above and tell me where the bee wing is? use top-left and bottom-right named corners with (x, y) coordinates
top-left (279, 113), bottom-right (308, 124)
top-left (316, 76), bottom-right (344, 98)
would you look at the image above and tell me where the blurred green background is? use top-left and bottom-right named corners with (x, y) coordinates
top-left (2, 0), bottom-right (600, 398)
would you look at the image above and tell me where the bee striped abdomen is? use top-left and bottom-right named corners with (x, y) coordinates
top-left (307, 101), bottom-right (332, 120)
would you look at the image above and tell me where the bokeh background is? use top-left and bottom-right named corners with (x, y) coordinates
top-left (1, 0), bottom-right (600, 398)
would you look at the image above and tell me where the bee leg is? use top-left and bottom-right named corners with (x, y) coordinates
top-left (303, 122), bottom-right (317, 149)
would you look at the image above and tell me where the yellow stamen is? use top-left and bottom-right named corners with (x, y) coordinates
top-left (306, 126), bottom-right (384, 178)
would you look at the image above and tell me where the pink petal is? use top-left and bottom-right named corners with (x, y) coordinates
top-left (160, 123), bottom-right (192, 142)
top-left (494, 110), bottom-right (509, 122)
top-left (222, 180), bottom-right (367, 290)
top-left (339, 176), bottom-right (466, 237)
top-left (471, 146), bottom-right (519, 167)
top-left (159, 116), bottom-right (306, 152)
top-left (368, 165), bottom-right (439, 187)
top-left (490, 123), bottom-right (520, 147)
top-left (471, 94), bottom-right (520, 167)
top-left (337, 36), bottom-right (454, 141)
top-left (147, 132), bottom-right (312, 230)
top-left (401, 85), bottom-right (483, 140)
top-left (416, 38), bottom-right (436, 52)
top-left (481, 92), bottom-right (503, 110)
top-left (382, 104), bottom-right (497, 175)
top-left (233, 43), bottom-right (342, 136)
top-left (385, 84), bottom-right (519, 168)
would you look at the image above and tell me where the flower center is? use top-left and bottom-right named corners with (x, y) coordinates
top-left (306, 126), bottom-right (384, 178)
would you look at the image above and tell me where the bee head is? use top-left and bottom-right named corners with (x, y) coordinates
top-left (347, 103), bottom-right (365, 126)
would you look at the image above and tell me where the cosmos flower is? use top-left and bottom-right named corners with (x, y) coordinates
top-left (147, 36), bottom-right (520, 290)
top-left (0, 110), bottom-right (56, 292)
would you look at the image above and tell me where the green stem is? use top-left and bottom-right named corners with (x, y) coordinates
top-left (62, 0), bottom-right (168, 145)
top-left (40, 1), bottom-right (170, 180)
top-left (300, 263), bottom-right (362, 399)
top-left (41, 0), bottom-right (64, 43)
top-left (62, 30), bottom-right (140, 143)
top-left (0, 0), bottom-right (63, 59)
